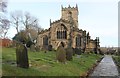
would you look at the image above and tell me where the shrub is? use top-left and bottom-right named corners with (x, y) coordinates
top-left (117, 56), bottom-right (120, 65)
top-left (90, 51), bottom-right (94, 54)
top-left (65, 47), bottom-right (73, 61)
top-left (13, 30), bottom-right (33, 47)
top-left (56, 45), bottom-right (66, 63)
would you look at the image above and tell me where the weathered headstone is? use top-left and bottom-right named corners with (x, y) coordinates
top-left (74, 48), bottom-right (81, 55)
top-left (30, 44), bottom-right (36, 52)
top-left (16, 43), bottom-right (29, 68)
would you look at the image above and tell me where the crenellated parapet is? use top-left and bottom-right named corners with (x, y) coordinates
top-left (61, 4), bottom-right (78, 11)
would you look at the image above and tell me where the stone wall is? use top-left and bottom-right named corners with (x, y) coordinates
top-left (36, 31), bottom-right (49, 49)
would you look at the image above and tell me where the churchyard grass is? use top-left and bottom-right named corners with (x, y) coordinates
top-left (112, 55), bottom-right (120, 74)
top-left (2, 47), bottom-right (102, 76)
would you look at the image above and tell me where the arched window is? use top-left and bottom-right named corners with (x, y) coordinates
top-left (57, 24), bottom-right (67, 39)
top-left (76, 35), bottom-right (81, 47)
top-left (43, 35), bottom-right (48, 46)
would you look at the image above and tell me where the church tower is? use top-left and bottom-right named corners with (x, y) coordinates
top-left (61, 4), bottom-right (79, 28)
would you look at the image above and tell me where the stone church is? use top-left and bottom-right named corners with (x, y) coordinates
top-left (36, 5), bottom-right (100, 53)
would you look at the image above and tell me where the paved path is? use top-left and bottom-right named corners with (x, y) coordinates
top-left (90, 55), bottom-right (119, 77)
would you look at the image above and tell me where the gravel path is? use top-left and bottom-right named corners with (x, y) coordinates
top-left (90, 55), bottom-right (119, 78)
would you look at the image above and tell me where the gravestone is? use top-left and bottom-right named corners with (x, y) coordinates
top-left (30, 44), bottom-right (36, 52)
top-left (74, 48), bottom-right (81, 55)
top-left (16, 43), bottom-right (29, 68)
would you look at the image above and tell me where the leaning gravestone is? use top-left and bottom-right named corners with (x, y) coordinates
top-left (16, 43), bottom-right (29, 68)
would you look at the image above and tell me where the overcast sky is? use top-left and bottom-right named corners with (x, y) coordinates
top-left (6, 0), bottom-right (119, 47)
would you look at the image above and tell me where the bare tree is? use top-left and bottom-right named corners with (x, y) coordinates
top-left (0, 0), bottom-right (7, 12)
top-left (11, 11), bottom-right (41, 32)
top-left (21, 12), bottom-right (43, 42)
top-left (22, 12), bottom-right (39, 30)
top-left (10, 11), bottom-right (23, 33)
top-left (0, 0), bottom-right (10, 38)
top-left (0, 18), bottom-right (10, 38)
top-left (11, 11), bottom-right (43, 44)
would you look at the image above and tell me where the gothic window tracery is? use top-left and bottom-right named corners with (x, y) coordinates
top-left (57, 24), bottom-right (67, 39)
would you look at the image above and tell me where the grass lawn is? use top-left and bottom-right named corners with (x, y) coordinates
top-left (112, 55), bottom-right (120, 74)
top-left (2, 47), bottom-right (102, 76)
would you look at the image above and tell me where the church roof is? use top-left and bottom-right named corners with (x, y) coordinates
top-left (38, 28), bottom-right (50, 34)
top-left (50, 18), bottom-right (71, 26)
